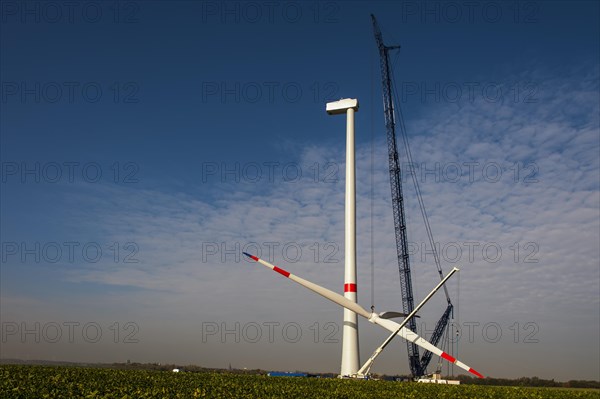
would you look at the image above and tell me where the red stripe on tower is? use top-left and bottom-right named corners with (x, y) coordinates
top-left (441, 352), bottom-right (456, 363)
top-left (344, 283), bottom-right (357, 293)
top-left (273, 266), bottom-right (290, 278)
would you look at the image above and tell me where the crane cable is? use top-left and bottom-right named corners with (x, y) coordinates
top-left (455, 270), bottom-right (461, 376)
top-left (388, 51), bottom-right (451, 302)
top-left (370, 44), bottom-right (376, 312)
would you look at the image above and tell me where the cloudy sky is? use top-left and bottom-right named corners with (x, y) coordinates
top-left (1, 1), bottom-right (599, 381)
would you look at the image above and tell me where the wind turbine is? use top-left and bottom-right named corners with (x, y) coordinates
top-left (242, 252), bottom-right (484, 379)
top-left (239, 98), bottom-right (483, 379)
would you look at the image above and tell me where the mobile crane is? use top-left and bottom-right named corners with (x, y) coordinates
top-left (371, 14), bottom-right (454, 379)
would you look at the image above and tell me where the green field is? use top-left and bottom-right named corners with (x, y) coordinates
top-left (1, 365), bottom-right (597, 398)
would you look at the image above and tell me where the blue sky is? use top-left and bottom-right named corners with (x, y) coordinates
top-left (1, 1), bottom-right (599, 380)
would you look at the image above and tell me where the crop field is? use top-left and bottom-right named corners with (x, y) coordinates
top-left (1, 365), bottom-right (597, 399)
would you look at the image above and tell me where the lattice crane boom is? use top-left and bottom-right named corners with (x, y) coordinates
top-left (371, 14), bottom-right (423, 378)
top-left (371, 14), bottom-right (453, 378)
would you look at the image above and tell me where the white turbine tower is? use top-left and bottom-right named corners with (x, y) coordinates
top-left (326, 98), bottom-right (360, 377)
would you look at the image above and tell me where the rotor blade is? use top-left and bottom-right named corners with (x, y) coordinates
top-left (243, 252), bottom-right (371, 318)
top-left (242, 252), bottom-right (483, 378)
top-left (373, 316), bottom-right (483, 378)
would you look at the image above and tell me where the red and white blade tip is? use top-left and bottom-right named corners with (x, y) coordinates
top-left (470, 368), bottom-right (484, 379)
top-left (441, 352), bottom-right (484, 378)
top-left (243, 252), bottom-right (259, 261)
